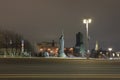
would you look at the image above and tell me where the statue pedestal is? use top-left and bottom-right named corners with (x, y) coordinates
top-left (58, 52), bottom-right (66, 57)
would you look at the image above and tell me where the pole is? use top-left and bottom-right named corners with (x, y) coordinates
top-left (83, 18), bottom-right (92, 59)
top-left (86, 22), bottom-right (89, 59)
top-left (86, 22), bottom-right (89, 53)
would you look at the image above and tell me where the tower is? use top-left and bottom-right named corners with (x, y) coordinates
top-left (95, 41), bottom-right (99, 51)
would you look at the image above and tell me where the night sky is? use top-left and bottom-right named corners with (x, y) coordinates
top-left (0, 0), bottom-right (120, 51)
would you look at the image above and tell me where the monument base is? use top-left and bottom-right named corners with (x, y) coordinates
top-left (58, 53), bottom-right (66, 57)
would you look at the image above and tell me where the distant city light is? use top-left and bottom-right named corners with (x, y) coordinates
top-left (100, 52), bottom-right (102, 54)
top-left (50, 50), bottom-right (53, 53)
top-left (40, 48), bottom-right (43, 52)
top-left (69, 48), bottom-right (73, 51)
top-left (117, 53), bottom-right (119, 57)
top-left (106, 52), bottom-right (109, 55)
top-left (112, 53), bottom-right (115, 57)
top-left (55, 50), bottom-right (58, 53)
top-left (108, 48), bottom-right (112, 51)
top-left (47, 48), bottom-right (51, 51)
top-left (56, 48), bottom-right (59, 51)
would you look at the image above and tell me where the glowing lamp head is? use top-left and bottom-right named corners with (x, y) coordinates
top-left (112, 53), bottom-right (115, 57)
top-left (83, 19), bottom-right (87, 24)
top-left (108, 48), bottom-right (112, 51)
top-left (88, 19), bottom-right (92, 23)
top-left (83, 19), bottom-right (92, 24)
top-left (117, 54), bottom-right (119, 57)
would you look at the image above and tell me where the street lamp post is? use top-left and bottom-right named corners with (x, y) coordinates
top-left (83, 19), bottom-right (92, 59)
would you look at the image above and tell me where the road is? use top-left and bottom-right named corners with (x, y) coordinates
top-left (0, 57), bottom-right (120, 80)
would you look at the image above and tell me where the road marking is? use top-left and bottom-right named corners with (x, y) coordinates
top-left (0, 74), bottom-right (120, 78)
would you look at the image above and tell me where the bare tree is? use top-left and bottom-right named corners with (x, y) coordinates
top-left (0, 29), bottom-right (34, 56)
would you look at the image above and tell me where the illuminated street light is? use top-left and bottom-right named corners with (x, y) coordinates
top-left (100, 52), bottom-right (102, 54)
top-left (83, 18), bottom-right (92, 59)
top-left (50, 50), bottom-right (53, 53)
top-left (117, 53), bottom-right (119, 57)
top-left (108, 48), bottom-right (112, 52)
top-left (69, 48), bottom-right (73, 51)
top-left (40, 48), bottom-right (43, 52)
top-left (108, 48), bottom-right (113, 58)
top-left (47, 48), bottom-right (51, 51)
top-left (112, 53), bottom-right (115, 57)
top-left (83, 19), bottom-right (92, 24)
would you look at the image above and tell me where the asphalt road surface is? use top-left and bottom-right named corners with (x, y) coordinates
top-left (0, 57), bottom-right (120, 80)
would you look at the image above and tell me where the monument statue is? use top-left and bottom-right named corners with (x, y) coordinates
top-left (74, 32), bottom-right (85, 57)
top-left (58, 32), bottom-right (66, 57)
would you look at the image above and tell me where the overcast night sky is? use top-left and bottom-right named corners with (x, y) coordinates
top-left (0, 0), bottom-right (120, 51)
